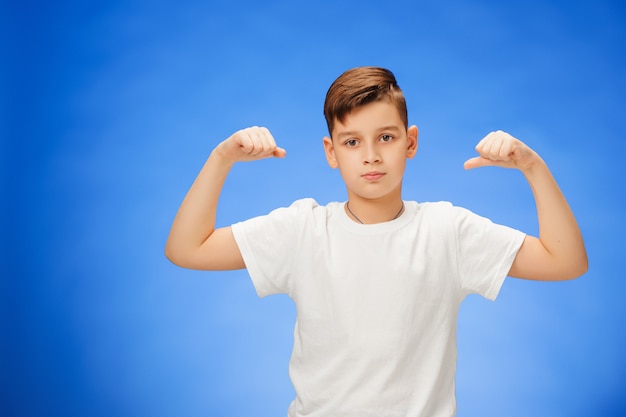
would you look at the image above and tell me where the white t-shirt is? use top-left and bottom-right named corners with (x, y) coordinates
top-left (231, 198), bottom-right (525, 417)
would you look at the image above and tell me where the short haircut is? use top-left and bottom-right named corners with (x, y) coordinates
top-left (323, 66), bottom-right (408, 136)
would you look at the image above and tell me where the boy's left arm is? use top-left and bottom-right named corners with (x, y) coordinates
top-left (464, 130), bottom-right (588, 281)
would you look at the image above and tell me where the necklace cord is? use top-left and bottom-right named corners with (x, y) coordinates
top-left (346, 201), bottom-right (404, 224)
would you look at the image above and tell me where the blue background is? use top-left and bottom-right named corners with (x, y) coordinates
top-left (3, 0), bottom-right (625, 416)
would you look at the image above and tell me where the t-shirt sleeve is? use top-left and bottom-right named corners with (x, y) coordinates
top-left (230, 198), bottom-right (316, 298)
top-left (453, 206), bottom-right (526, 300)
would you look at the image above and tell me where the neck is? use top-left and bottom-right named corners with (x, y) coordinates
top-left (345, 198), bottom-right (405, 224)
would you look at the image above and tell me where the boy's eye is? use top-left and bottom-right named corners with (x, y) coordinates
top-left (345, 139), bottom-right (359, 147)
top-left (380, 134), bottom-right (393, 142)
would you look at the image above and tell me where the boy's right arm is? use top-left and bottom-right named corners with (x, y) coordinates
top-left (165, 127), bottom-right (286, 270)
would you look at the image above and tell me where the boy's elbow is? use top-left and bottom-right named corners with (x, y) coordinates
top-left (558, 253), bottom-right (589, 281)
top-left (571, 245), bottom-right (589, 279)
top-left (164, 241), bottom-right (189, 268)
top-left (571, 254), bottom-right (589, 279)
top-left (548, 241), bottom-right (589, 281)
top-left (164, 244), bottom-right (179, 266)
top-left (530, 253), bottom-right (588, 282)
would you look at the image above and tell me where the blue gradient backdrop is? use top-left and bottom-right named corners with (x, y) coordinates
top-left (3, 0), bottom-right (625, 416)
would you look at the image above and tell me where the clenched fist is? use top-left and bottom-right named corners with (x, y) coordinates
top-left (464, 130), bottom-right (540, 172)
top-left (215, 126), bottom-right (287, 163)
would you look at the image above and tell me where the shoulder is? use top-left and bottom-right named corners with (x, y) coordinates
top-left (419, 201), bottom-right (524, 245)
top-left (288, 197), bottom-right (319, 208)
top-left (417, 200), bottom-right (454, 212)
top-left (232, 198), bottom-right (340, 249)
top-left (235, 198), bottom-right (335, 229)
top-left (255, 198), bottom-right (319, 219)
top-left (415, 201), bottom-right (464, 221)
top-left (417, 201), bottom-right (484, 220)
top-left (413, 201), bottom-right (494, 236)
top-left (272, 198), bottom-right (332, 218)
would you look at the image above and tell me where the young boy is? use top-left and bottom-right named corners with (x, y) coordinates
top-left (165, 67), bottom-right (587, 417)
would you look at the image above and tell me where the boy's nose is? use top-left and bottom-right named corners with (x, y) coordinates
top-left (363, 144), bottom-right (381, 164)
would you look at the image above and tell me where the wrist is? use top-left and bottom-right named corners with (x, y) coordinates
top-left (520, 153), bottom-right (549, 180)
top-left (210, 143), bottom-right (238, 167)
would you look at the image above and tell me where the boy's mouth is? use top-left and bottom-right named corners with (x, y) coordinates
top-left (362, 172), bottom-right (385, 181)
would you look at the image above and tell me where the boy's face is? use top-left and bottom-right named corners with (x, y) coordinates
top-left (323, 101), bottom-right (418, 202)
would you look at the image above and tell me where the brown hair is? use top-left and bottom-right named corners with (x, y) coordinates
top-left (323, 66), bottom-right (408, 136)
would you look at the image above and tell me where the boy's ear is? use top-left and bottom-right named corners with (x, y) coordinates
top-left (406, 125), bottom-right (418, 159)
top-left (323, 136), bottom-right (338, 168)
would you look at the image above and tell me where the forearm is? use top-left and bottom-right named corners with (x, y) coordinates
top-left (521, 157), bottom-right (588, 279)
top-left (165, 149), bottom-right (235, 264)
top-left (465, 130), bottom-right (588, 280)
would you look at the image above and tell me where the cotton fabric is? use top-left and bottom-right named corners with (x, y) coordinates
top-left (232, 198), bottom-right (525, 417)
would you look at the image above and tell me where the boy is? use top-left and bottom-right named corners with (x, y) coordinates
top-left (165, 67), bottom-right (587, 417)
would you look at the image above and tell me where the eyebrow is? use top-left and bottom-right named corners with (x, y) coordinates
top-left (335, 125), bottom-right (402, 140)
